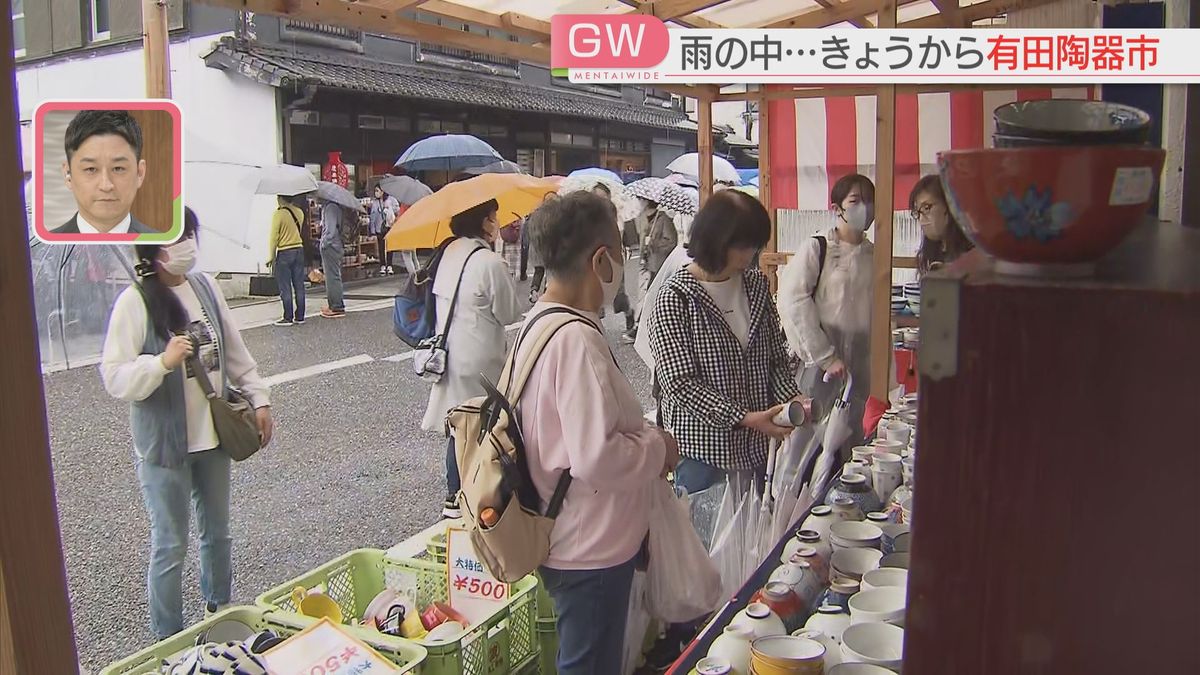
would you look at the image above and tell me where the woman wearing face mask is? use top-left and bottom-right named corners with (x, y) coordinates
top-left (650, 190), bottom-right (804, 496)
top-left (521, 191), bottom-right (680, 675)
top-left (100, 207), bottom-right (273, 638)
top-left (910, 174), bottom-right (973, 276)
top-left (779, 173), bottom-right (876, 454)
top-left (422, 199), bottom-right (524, 519)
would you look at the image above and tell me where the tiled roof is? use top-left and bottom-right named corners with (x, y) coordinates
top-left (203, 37), bottom-right (689, 130)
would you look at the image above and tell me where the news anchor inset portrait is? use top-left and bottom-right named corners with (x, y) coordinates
top-left (33, 100), bottom-right (183, 244)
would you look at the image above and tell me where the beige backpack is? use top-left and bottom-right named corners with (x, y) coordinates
top-left (447, 307), bottom-right (597, 583)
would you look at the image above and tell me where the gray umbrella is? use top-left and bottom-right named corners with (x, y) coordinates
top-left (462, 159), bottom-right (524, 175)
top-left (316, 181), bottom-right (365, 212)
top-left (378, 175), bottom-right (433, 205)
top-left (627, 177), bottom-right (699, 216)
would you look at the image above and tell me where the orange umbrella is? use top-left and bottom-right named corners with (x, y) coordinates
top-left (385, 173), bottom-right (559, 251)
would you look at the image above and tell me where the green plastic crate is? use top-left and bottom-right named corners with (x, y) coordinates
top-left (257, 548), bottom-right (540, 675)
top-left (99, 605), bottom-right (427, 675)
top-left (536, 617), bottom-right (558, 675)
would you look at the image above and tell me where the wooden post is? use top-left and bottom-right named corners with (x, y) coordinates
top-left (0, 8), bottom-right (79, 673)
top-left (871, 0), bottom-right (898, 401)
top-left (758, 88), bottom-right (778, 288)
top-left (143, 0), bottom-right (172, 97)
top-left (697, 95), bottom-right (714, 206)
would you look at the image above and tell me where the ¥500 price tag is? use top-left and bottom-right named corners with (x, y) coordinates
top-left (446, 527), bottom-right (510, 624)
top-left (263, 619), bottom-right (398, 674)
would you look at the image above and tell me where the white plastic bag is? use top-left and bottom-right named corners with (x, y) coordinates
top-left (622, 571), bottom-right (651, 675)
top-left (645, 481), bottom-right (724, 622)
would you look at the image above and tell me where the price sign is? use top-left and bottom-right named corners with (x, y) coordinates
top-left (446, 527), bottom-right (510, 625)
top-left (263, 618), bottom-right (398, 675)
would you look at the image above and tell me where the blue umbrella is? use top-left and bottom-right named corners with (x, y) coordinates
top-left (462, 159), bottom-right (524, 175)
top-left (568, 167), bottom-right (623, 183)
top-left (394, 134), bottom-right (503, 172)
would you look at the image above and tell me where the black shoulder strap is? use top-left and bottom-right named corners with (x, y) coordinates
top-left (437, 244), bottom-right (486, 345)
top-left (814, 235), bottom-right (828, 293)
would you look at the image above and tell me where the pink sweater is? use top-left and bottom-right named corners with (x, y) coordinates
top-left (516, 304), bottom-right (667, 570)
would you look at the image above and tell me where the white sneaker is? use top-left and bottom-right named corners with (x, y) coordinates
top-left (273, 319), bottom-right (294, 327)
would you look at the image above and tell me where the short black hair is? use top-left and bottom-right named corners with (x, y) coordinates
top-left (450, 199), bottom-right (499, 238)
top-left (830, 173), bottom-right (875, 208)
top-left (528, 191), bottom-right (618, 278)
top-left (686, 190), bottom-right (770, 274)
top-left (65, 110), bottom-right (143, 163)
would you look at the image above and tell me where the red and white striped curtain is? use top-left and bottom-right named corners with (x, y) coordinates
top-left (767, 87), bottom-right (1096, 212)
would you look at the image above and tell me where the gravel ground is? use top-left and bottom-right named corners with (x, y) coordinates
top-left (46, 273), bottom-right (655, 673)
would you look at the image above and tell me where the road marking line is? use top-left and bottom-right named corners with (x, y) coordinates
top-left (380, 321), bottom-right (523, 363)
top-left (263, 354), bottom-right (375, 387)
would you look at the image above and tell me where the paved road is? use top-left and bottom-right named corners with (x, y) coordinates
top-left (45, 273), bottom-right (655, 672)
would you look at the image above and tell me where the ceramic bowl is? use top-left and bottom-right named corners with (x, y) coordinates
top-left (993, 99), bottom-right (1152, 145)
top-left (751, 636), bottom-right (826, 675)
top-left (841, 622), bottom-right (904, 669)
top-left (830, 521), bottom-right (883, 550)
top-left (892, 532), bottom-right (912, 553)
top-left (422, 620), bottom-right (465, 644)
top-left (848, 587), bottom-right (907, 626)
top-left (831, 547), bottom-right (883, 581)
top-left (861, 568), bottom-right (909, 592)
top-left (880, 552), bottom-right (910, 570)
top-left (828, 664), bottom-right (896, 674)
top-left (937, 145), bottom-right (1166, 272)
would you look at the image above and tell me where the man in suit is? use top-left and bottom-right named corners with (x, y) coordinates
top-left (53, 110), bottom-right (156, 235)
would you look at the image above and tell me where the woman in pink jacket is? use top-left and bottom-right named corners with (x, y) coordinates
top-left (516, 191), bottom-right (680, 674)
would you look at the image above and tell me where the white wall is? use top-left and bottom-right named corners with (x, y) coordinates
top-left (16, 34), bottom-right (282, 284)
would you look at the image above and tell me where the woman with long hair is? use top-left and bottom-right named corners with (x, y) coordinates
top-left (101, 207), bottom-right (272, 638)
top-left (909, 174), bottom-right (973, 275)
top-left (421, 199), bottom-right (524, 518)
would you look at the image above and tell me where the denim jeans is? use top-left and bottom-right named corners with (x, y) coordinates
top-left (320, 246), bottom-right (345, 311)
top-left (446, 436), bottom-right (460, 497)
top-left (539, 556), bottom-right (637, 675)
top-left (274, 247), bottom-right (306, 322)
top-left (136, 449), bottom-right (232, 638)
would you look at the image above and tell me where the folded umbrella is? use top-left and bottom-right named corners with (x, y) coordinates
top-left (626, 177), bottom-right (698, 216)
top-left (385, 173), bottom-right (558, 252)
top-left (251, 164), bottom-right (318, 196)
top-left (316, 181), bottom-right (365, 212)
top-left (378, 175), bottom-right (433, 205)
top-left (666, 153), bottom-right (742, 184)
top-left (394, 134), bottom-right (502, 172)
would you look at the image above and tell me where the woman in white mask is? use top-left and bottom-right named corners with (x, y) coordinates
top-left (779, 174), bottom-right (876, 456)
top-left (519, 191), bottom-right (679, 675)
top-left (101, 208), bottom-right (272, 638)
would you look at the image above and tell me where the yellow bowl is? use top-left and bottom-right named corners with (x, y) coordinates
top-left (750, 636), bottom-right (825, 675)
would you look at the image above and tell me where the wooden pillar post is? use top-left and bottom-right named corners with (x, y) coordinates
top-left (759, 88), bottom-right (773, 248)
top-left (0, 8), bottom-right (79, 674)
top-left (698, 95), bottom-right (714, 206)
top-left (143, 0), bottom-right (172, 97)
top-left (871, 0), bottom-right (899, 401)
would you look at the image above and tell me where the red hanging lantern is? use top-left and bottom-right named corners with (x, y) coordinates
top-left (323, 151), bottom-right (349, 188)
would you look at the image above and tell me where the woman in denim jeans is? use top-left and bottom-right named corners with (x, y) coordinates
top-left (101, 209), bottom-right (273, 638)
top-left (519, 192), bottom-right (680, 674)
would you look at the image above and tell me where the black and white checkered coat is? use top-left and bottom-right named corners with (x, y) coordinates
top-left (649, 265), bottom-right (800, 471)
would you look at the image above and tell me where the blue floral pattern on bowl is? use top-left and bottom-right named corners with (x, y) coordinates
top-left (996, 186), bottom-right (1075, 242)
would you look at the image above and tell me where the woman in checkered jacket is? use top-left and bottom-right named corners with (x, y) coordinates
top-left (649, 190), bottom-right (805, 496)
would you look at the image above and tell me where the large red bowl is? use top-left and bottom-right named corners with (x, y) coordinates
top-left (937, 146), bottom-right (1165, 268)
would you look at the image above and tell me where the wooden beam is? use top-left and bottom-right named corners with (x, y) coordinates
top-left (200, 0), bottom-right (550, 63)
top-left (636, 0), bottom-right (727, 21)
top-left (698, 97), bottom-right (714, 206)
top-left (758, 89), bottom-right (776, 288)
top-left (0, 7), bottom-right (79, 674)
top-left (143, 0), bottom-right (172, 97)
top-left (902, 0), bottom-right (1057, 27)
top-left (417, 0), bottom-right (550, 39)
top-left (621, 0), bottom-right (725, 29)
top-left (765, 0), bottom-right (924, 29)
top-left (872, 0), bottom-right (898, 402)
top-left (930, 0), bottom-right (966, 28)
top-left (355, 0), bottom-right (426, 12)
top-left (815, 0), bottom-right (874, 29)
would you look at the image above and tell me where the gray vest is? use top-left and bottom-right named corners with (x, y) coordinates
top-left (131, 274), bottom-right (229, 468)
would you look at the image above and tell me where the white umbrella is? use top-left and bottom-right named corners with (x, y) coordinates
top-left (627, 177), bottom-right (699, 216)
top-left (557, 175), bottom-right (642, 222)
top-left (251, 164), bottom-right (318, 196)
top-left (667, 153), bottom-right (742, 184)
top-left (316, 181), bottom-right (365, 212)
top-left (462, 159), bottom-right (524, 175)
top-left (809, 374), bottom-right (856, 500)
top-left (664, 172), bottom-right (699, 188)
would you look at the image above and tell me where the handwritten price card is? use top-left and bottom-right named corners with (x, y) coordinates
top-left (263, 618), bottom-right (399, 675)
top-left (446, 527), bottom-right (511, 625)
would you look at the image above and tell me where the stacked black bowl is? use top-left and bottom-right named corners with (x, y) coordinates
top-left (992, 99), bottom-right (1152, 148)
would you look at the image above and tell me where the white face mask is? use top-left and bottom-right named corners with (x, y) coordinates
top-left (596, 249), bottom-right (623, 307)
top-left (160, 238), bottom-right (198, 275)
top-left (843, 202), bottom-right (874, 232)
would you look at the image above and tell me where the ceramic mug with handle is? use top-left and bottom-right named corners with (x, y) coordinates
top-left (291, 586), bottom-right (343, 624)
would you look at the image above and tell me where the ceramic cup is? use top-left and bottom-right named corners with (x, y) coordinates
top-left (695, 656), bottom-right (734, 675)
top-left (841, 622), bottom-right (904, 670)
top-left (829, 521), bottom-right (883, 552)
top-left (870, 468), bottom-right (902, 507)
top-left (848, 588), bottom-right (907, 627)
top-left (882, 422), bottom-right (912, 446)
top-left (870, 439), bottom-right (905, 455)
top-left (291, 587), bottom-right (343, 624)
top-left (851, 446), bottom-right (877, 464)
top-left (831, 547), bottom-right (883, 582)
